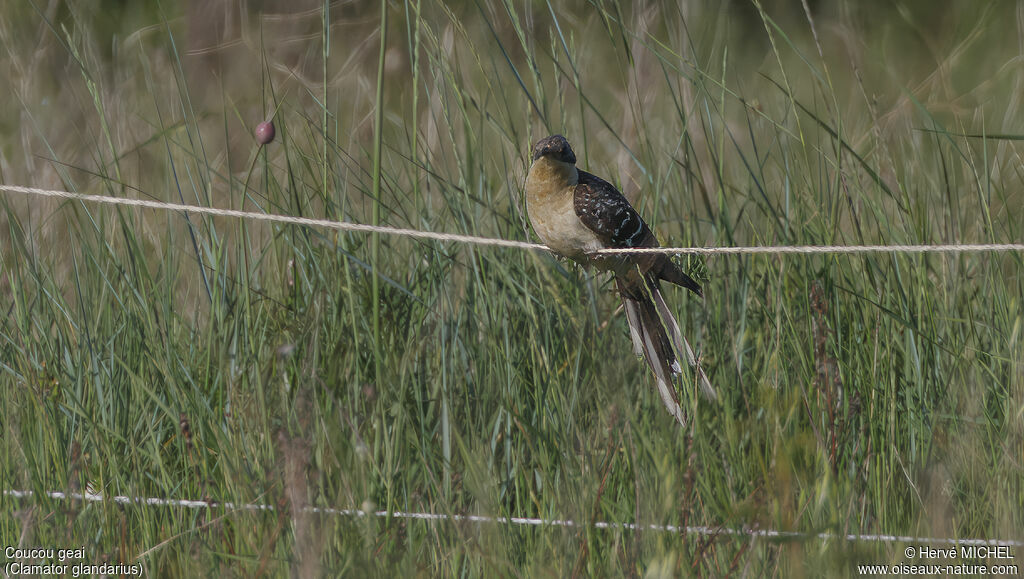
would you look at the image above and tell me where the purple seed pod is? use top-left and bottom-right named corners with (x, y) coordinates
top-left (255, 120), bottom-right (276, 145)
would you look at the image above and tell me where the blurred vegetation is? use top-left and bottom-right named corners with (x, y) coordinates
top-left (1, 0), bottom-right (1021, 576)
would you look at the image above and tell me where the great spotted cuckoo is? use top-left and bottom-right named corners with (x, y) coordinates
top-left (525, 134), bottom-right (713, 425)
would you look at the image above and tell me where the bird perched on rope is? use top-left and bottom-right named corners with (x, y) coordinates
top-left (525, 134), bottom-right (714, 425)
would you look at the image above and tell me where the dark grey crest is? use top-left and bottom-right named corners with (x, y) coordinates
top-left (531, 135), bottom-right (577, 164)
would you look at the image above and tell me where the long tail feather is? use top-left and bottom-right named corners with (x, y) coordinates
top-left (653, 291), bottom-right (716, 400)
top-left (618, 278), bottom-right (715, 425)
top-left (623, 299), bottom-right (645, 357)
top-left (635, 298), bottom-right (688, 425)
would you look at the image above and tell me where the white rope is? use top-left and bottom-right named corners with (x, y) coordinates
top-left (4, 490), bottom-right (1021, 547)
top-left (598, 243), bottom-right (1024, 255)
top-left (0, 184), bottom-right (545, 251)
top-left (3, 184), bottom-right (1022, 256)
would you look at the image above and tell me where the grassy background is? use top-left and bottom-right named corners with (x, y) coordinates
top-left (1, 0), bottom-right (1022, 576)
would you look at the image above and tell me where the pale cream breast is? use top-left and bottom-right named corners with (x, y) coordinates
top-left (525, 157), bottom-right (604, 262)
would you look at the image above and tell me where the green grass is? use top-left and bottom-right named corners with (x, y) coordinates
top-left (1, 0), bottom-right (1022, 576)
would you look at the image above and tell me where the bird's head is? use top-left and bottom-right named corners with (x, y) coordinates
top-left (531, 135), bottom-right (577, 165)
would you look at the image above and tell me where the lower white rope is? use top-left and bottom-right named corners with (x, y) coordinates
top-left (5, 490), bottom-right (1021, 547)
top-left (3, 184), bottom-right (1023, 256)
